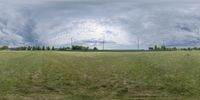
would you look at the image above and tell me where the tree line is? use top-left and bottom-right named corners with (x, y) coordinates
top-left (149, 45), bottom-right (200, 51)
top-left (0, 45), bottom-right (98, 51)
top-left (2, 44), bottom-right (200, 51)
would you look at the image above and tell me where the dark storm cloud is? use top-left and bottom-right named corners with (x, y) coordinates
top-left (1, 0), bottom-right (200, 49)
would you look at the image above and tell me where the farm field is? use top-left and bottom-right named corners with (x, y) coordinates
top-left (0, 51), bottom-right (200, 100)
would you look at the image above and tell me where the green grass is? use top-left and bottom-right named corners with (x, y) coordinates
top-left (0, 51), bottom-right (200, 100)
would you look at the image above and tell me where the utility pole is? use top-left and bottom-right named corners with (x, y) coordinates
top-left (137, 37), bottom-right (140, 50)
top-left (162, 40), bottom-right (165, 46)
top-left (66, 31), bottom-right (69, 47)
top-left (71, 38), bottom-right (73, 48)
top-left (103, 34), bottom-right (105, 50)
top-left (94, 40), bottom-right (97, 47)
top-left (35, 39), bottom-right (39, 47)
top-left (195, 24), bottom-right (200, 35)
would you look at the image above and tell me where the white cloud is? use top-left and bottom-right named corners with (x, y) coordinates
top-left (1, 0), bottom-right (200, 49)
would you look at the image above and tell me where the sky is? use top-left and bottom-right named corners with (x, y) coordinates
top-left (1, 0), bottom-right (200, 49)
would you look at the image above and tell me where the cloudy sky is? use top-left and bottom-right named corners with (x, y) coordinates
top-left (1, 0), bottom-right (200, 49)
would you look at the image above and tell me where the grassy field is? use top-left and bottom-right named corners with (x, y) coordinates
top-left (0, 51), bottom-right (200, 100)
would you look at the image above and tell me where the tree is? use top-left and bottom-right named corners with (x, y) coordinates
top-left (37, 46), bottom-right (41, 50)
top-left (47, 46), bottom-right (50, 50)
top-left (32, 46), bottom-right (37, 50)
top-left (58, 47), bottom-right (65, 51)
top-left (42, 46), bottom-right (45, 50)
top-left (188, 48), bottom-right (192, 51)
top-left (72, 45), bottom-right (89, 51)
top-left (52, 46), bottom-right (55, 50)
top-left (172, 47), bottom-right (177, 51)
top-left (93, 47), bottom-right (98, 51)
top-left (27, 46), bottom-right (32, 50)
top-left (154, 45), bottom-right (158, 50)
top-left (193, 47), bottom-right (198, 50)
top-left (149, 47), bottom-right (154, 51)
top-left (66, 47), bottom-right (71, 50)
top-left (19, 46), bottom-right (27, 50)
top-left (161, 45), bottom-right (166, 51)
top-left (0, 46), bottom-right (9, 50)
